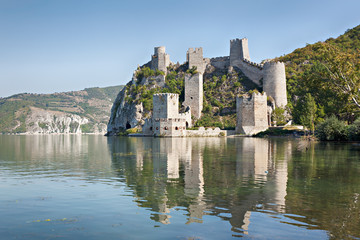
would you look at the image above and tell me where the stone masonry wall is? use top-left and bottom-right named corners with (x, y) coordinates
top-left (236, 92), bottom-right (268, 135)
top-left (153, 118), bottom-right (187, 137)
top-left (210, 56), bottom-right (230, 69)
top-left (230, 38), bottom-right (250, 65)
top-left (151, 46), bottom-right (170, 73)
top-left (232, 60), bottom-right (263, 85)
top-left (263, 62), bottom-right (288, 107)
top-left (187, 47), bottom-right (206, 74)
top-left (153, 93), bottom-right (179, 119)
top-left (183, 73), bottom-right (203, 119)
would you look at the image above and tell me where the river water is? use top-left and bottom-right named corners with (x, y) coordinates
top-left (0, 135), bottom-right (359, 239)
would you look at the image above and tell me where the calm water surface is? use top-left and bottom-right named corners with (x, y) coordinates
top-left (0, 135), bottom-right (359, 239)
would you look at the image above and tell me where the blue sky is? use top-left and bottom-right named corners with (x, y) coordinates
top-left (0, 0), bottom-right (359, 98)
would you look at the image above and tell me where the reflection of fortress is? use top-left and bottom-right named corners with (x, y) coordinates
top-left (107, 137), bottom-right (293, 231)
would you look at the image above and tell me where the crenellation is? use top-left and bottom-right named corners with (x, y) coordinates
top-left (187, 47), bottom-right (206, 74)
top-left (230, 38), bottom-right (250, 65)
top-left (236, 92), bottom-right (268, 135)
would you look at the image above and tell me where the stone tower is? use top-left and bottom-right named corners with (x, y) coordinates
top-left (236, 92), bottom-right (268, 135)
top-left (263, 62), bottom-right (288, 107)
top-left (151, 46), bottom-right (170, 73)
top-left (187, 47), bottom-right (206, 74)
top-left (153, 93), bottom-right (179, 119)
top-left (152, 93), bottom-right (188, 137)
top-left (183, 73), bottom-right (203, 119)
top-left (230, 38), bottom-right (250, 66)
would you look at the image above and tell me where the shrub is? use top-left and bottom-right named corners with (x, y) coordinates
top-left (348, 118), bottom-right (360, 141)
top-left (186, 66), bottom-right (198, 75)
top-left (272, 107), bottom-right (286, 126)
top-left (316, 116), bottom-right (348, 141)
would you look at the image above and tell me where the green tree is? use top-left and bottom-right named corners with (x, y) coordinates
top-left (297, 93), bottom-right (317, 133)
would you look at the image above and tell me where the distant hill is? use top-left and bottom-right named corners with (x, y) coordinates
top-left (0, 85), bottom-right (123, 134)
top-left (275, 24), bottom-right (360, 123)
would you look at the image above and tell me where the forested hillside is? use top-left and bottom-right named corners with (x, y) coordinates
top-left (0, 86), bottom-right (123, 134)
top-left (276, 25), bottom-right (360, 126)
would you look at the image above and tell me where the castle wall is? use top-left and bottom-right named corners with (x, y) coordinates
top-left (153, 93), bottom-right (179, 119)
top-left (236, 92), bottom-right (268, 135)
top-left (210, 56), bottom-right (230, 69)
top-left (153, 118), bottom-right (187, 137)
top-left (187, 48), bottom-right (206, 74)
top-left (232, 60), bottom-right (263, 85)
top-left (230, 38), bottom-right (250, 66)
top-left (183, 73), bottom-right (203, 119)
top-left (151, 46), bottom-right (170, 73)
top-left (263, 62), bottom-right (288, 107)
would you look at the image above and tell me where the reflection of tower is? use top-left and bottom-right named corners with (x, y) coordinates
top-left (151, 138), bottom-right (192, 224)
top-left (184, 138), bottom-right (206, 224)
top-left (236, 138), bottom-right (269, 182)
top-left (232, 138), bottom-right (270, 232)
top-left (273, 140), bottom-right (292, 212)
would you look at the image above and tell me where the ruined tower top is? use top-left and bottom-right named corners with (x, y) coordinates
top-left (230, 38), bottom-right (250, 66)
top-left (151, 46), bottom-right (170, 73)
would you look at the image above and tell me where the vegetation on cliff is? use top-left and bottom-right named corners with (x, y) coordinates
top-left (0, 86), bottom-right (123, 134)
top-left (124, 63), bottom-right (258, 129)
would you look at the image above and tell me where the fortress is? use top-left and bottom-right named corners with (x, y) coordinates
top-left (109, 37), bottom-right (288, 137)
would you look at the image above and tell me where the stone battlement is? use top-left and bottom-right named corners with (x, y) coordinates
top-left (187, 47), bottom-right (206, 74)
top-left (154, 46), bottom-right (166, 55)
top-left (230, 38), bottom-right (250, 63)
top-left (236, 92), bottom-right (268, 135)
top-left (153, 93), bottom-right (178, 98)
top-left (241, 92), bottom-right (267, 102)
top-left (242, 58), bottom-right (263, 69)
top-left (187, 47), bottom-right (203, 54)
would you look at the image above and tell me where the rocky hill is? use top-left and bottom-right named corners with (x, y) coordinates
top-left (0, 85), bottom-right (123, 134)
top-left (107, 63), bottom-right (258, 135)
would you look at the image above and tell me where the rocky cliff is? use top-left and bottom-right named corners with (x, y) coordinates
top-left (0, 85), bottom-right (123, 134)
top-left (107, 62), bottom-right (258, 136)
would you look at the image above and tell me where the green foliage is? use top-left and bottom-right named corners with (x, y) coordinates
top-left (38, 122), bottom-right (48, 129)
top-left (186, 66), bottom-right (198, 75)
top-left (126, 127), bottom-right (138, 134)
top-left (80, 123), bottom-right (94, 133)
top-left (293, 93), bottom-right (319, 133)
top-left (69, 122), bottom-right (79, 132)
top-left (254, 128), bottom-right (302, 137)
top-left (0, 100), bottom-right (31, 133)
top-left (272, 107), bottom-right (286, 126)
top-left (277, 25), bottom-right (360, 122)
top-left (348, 118), bottom-right (360, 141)
top-left (316, 116), bottom-right (348, 141)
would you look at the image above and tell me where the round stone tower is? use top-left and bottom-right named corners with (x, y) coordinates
top-left (262, 62), bottom-right (287, 107)
top-left (154, 46), bottom-right (166, 55)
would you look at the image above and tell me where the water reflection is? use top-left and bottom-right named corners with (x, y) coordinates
top-left (107, 137), bottom-right (296, 233)
top-left (2, 135), bottom-right (359, 239)
top-left (0, 135), bottom-right (113, 178)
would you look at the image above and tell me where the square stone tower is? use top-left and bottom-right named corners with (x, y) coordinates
top-left (153, 93), bottom-right (179, 119)
top-left (151, 46), bottom-right (170, 73)
top-left (183, 73), bottom-right (203, 119)
top-left (236, 92), bottom-right (268, 135)
top-left (230, 38), bottom-right (250, 66)
top-left (187, 47), bottom-right (206, 74)
top-left (152, 93), bottom-right (188, 137)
